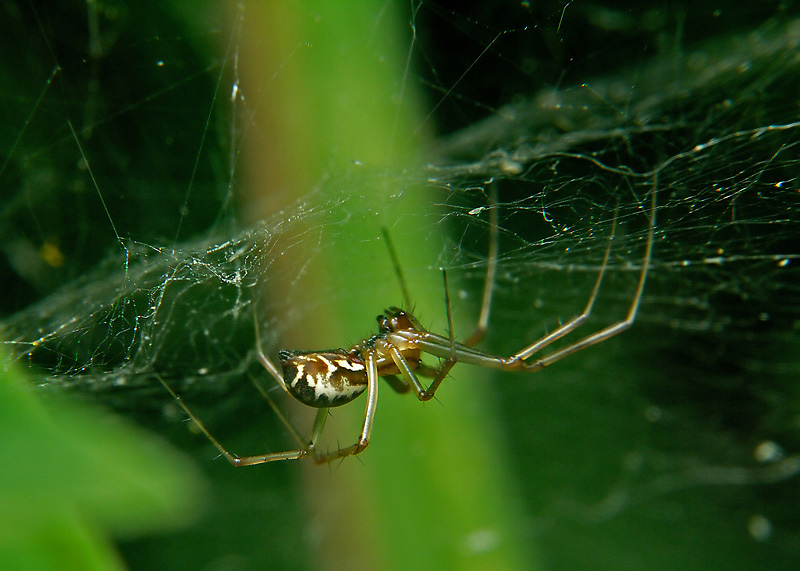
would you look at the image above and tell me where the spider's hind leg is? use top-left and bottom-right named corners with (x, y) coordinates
top-left (310, 352), bottom-right (380, 463)
top-left (157, 374), bottom-right (310, 466)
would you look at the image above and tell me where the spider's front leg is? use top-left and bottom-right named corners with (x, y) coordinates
top-left (381, 342), bottom-right (442, 402)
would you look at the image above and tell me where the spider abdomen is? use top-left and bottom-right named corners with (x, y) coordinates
top-left (278, 349), bottom-right (368, 408)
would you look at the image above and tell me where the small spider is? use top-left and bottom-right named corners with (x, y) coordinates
top-left (161, 186), bottom-right (656, 465)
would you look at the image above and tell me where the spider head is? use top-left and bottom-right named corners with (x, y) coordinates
top-left (377, 307), bottom-right (415, 333)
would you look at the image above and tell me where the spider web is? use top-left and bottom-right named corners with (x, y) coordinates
top-left (1, 2), bottom-right (799, 570)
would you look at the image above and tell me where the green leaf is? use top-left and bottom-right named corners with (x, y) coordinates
top-left (0, 355), bottom-right (206, 570)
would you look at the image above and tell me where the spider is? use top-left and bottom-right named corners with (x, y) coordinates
top-left (161, 186), bottom-right (656, 465)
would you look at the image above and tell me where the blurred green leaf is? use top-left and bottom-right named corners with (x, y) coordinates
top-left (0, 354), bottom-right (207, 570)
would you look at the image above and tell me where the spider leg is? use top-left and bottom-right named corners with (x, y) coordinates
top-left (392, 182), bottom-right (655, 375)
top-left (156, 374), bottom-right (310, 465)
top-left (517, 182), bottom-right (656, 370)
top-left (252, 301), bottom-right (289, 392)
top-left (387, 345), bottom-right (429, 400)
top-left (381, 225), bottom-right (413, 310)
top-left (227, 408), bottom-right (330, 466)
top-left (414, 185), bottom-right (500, 400)
top-left (420, 359), bottom-right (455, 401)
top-left (386, 343), bottom-right (451, 402)
top-left (311, 351), bottom-right (380, 463)
top-left (248, 375), bottom-right (327, 453)
top-left (417, 269), bottom-right (459, 400)
top-left (511, 200), bottom-right (618, 362)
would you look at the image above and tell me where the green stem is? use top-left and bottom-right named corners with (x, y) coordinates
top-left (239, 2), bottom-right (538, 569)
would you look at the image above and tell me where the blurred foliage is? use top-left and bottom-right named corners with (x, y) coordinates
top-left (0, 352), bottom-right (205, 570)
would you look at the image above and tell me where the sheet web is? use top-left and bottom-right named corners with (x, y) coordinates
top-left (1, 2), bottom-right (799, 569)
